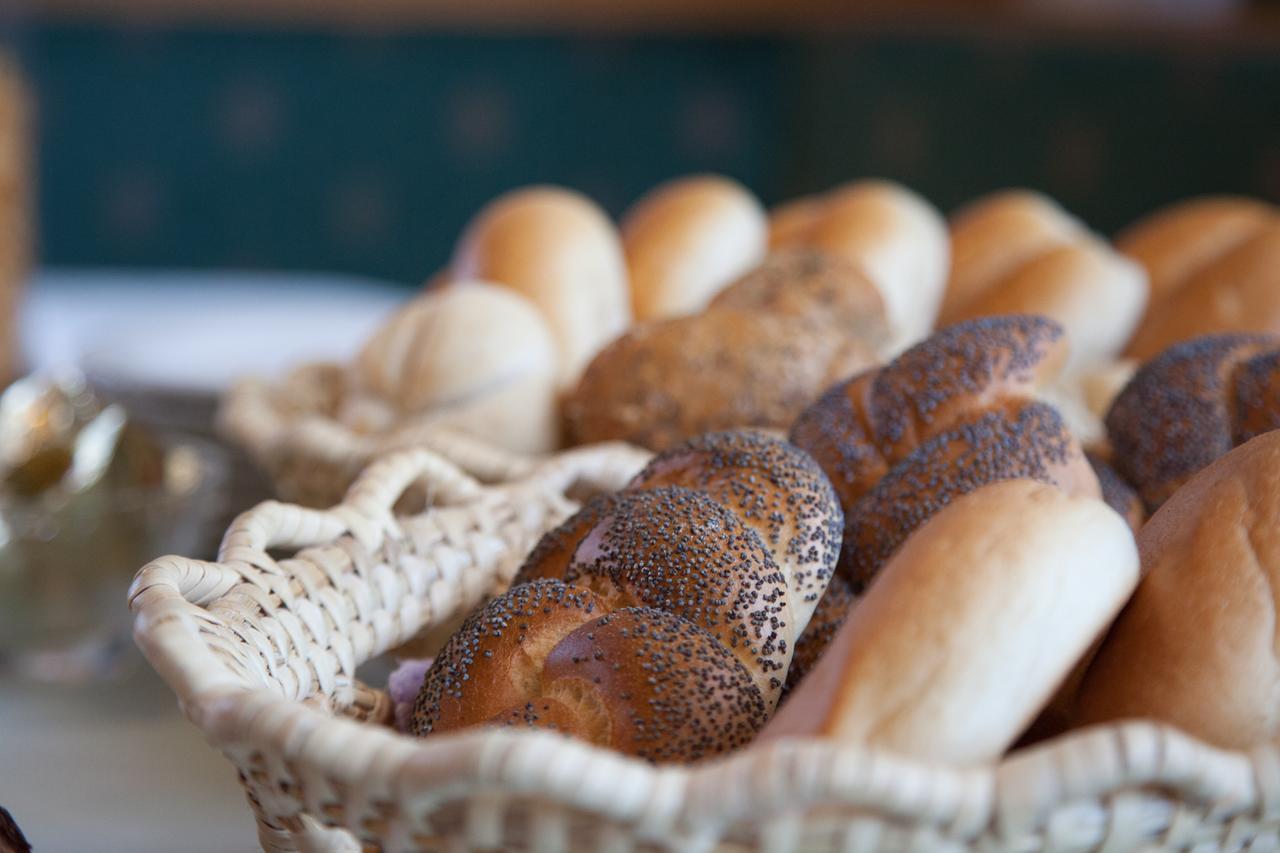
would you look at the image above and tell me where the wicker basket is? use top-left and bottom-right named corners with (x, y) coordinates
top-left (131, 443), bottom-right (1280, 852)
top-left (218, 366), bottom-right (540, 507)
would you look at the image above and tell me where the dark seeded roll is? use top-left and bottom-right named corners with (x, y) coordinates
top-left (1086, 451), bottom-right (1144, 532)
top-left (788, 370), bottom-right (888, 514)
top-left (513, 487), bottom-right (793, 707)
top-left (840, 400), bottom-right (1099, 589)
top-left (873, 314), bottom-right (1067, 462)
top-left (1106, 333), bottom-right (1277, 512)
top-left (512, 492), bottom-right (622, 586)
top-left (708, 248), bottom-right (890, 350)
top-left (782, 574), bottom-right (855, 700)
top-left (626, 430), bottom-right (844, 630)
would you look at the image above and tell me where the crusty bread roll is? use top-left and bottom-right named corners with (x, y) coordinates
top-left (621, 175), bottom-right (767, 321)
top-left (708, 249), bottom-right (890, 351)
top-left (1115, 196), bottom-right (1275, 307)
top-left (782, 574), bottom-right (854, 699)
top-left (351, 281), bottom-right (559, 453)
top-left (805, 180), bottom-right (949, 355)
top-left (950, 242), bottom-right (1148, 377)
top-left (1074, 431), bottom-right (1280, 749)
top-left (411, 580), bottom-right (768, 763)
top-left (512, 487), bottom-right (794, 707)
top-left (451, 186), bottom-right (631, 387)
top-left (1106, 333), bottom-right (1280, 512)
top-left (626, 430), bottom-right (844, 631)
top-left (1125, 220), bottom-right (1280, 360)
top-left (942, 189), bottom-right (1087, 323)
top-left (761, 480), bottom-right (1139, 764)
top-left (564, 308), bottom-right (876, 451)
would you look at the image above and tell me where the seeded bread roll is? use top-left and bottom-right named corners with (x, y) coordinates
top-left (451, 186), bottom-right (631, 387)
top-left (782, 574), bottom-right (854, 699)
top-left (626, 430), bottom-right (844, 628)
top-left (1106, 333), bottom-right (1280, 512)
top-left (512, 487), bottom-right (794, 706)
top-left (942, 189), bottom-right (1087, 323)
top-left (351, 281), bottom-right (560, 453)
top-left (411, 580), bottom-right (768, 763)
top-left (1086, 451), bottom-right (1144, 532)
top-left (564, 308), bottom-right (877, 451)
top-left (1074, 431), bottom-right (1280, 749)
top-left (621, 175), bottom-right (767, 321)
top-left (839, 400), bottom-right (1098, 589)
top-left (708, 249), bottom-right (890, 351)
top-left (788, 370), bottom-right (886, 512)
top-left (1115, 196), bottom-right (1275, 306)
top-left (762, 480), bottom-right (1139, 765)
top-left (1126, 220), bottom-right (1280, 360)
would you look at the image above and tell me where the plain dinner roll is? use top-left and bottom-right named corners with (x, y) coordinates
top-left (1074, 431), bottom-right (1280, 749)
top-left (451, 185), bottom-right (631, 387)
top-left (761, 479), bottom-right (1138, 765)
top-left (621, 174), bottom-right (767, 320)
top-left (1115, 195), bottom-right (1275, 306)
top-left (351, 281), bottom-right (559, 453)
top-left (807, 180), bottom-right (949, 355)
top-left (942, 189), bottom-right (1087, 323)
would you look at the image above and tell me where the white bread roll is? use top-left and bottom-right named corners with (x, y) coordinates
top-left (763, 479), bottom-right (1138, 765)
top-left (1074, 431), bottom-right (1280, 749)
top-left (767, 193), bottom-right (826, 249)
top-left (1115, 196), bottom-right (1275, 306)
top-left (621, 174), bottom-right (767, 321)
top-left (806, 180), bottom-right (949, 355)
top-left (451, 186), bottom-right (630, 388)
top-left (352, 281), bottom-right (559, 453)
top-left (942, 189), bottom-right (1087, 322)
top-left (953, 241), bottom-right (1148, 377)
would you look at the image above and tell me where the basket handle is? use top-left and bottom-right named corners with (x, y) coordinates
top-left (522, 442), bottom-right (653, 498)
top-left (343, 446), bottom-right (486, 514)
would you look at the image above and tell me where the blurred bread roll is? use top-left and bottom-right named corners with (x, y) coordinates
top-left (621, 174), bottom-right (767, 320)
top-left (1074, 431), bottom-right (1280, 749)
top-left (565, 308), bottom-right (876, 451)
top-left (762, 479), bottom-right (1139, 765)
top-left (1125, 220), bottom-right (1280, 360)
top-left (942, 190), bottom-right (1087, 322)
top-left (451, 186), bottom-right (631, 387)
top-left (805, 180), bottom-right (949, 355)
top-left (766, 194), bottom-right (827, 250)
top-left (352, 281), bottom-right (559, 453)
top-left (1116, 196), bottom-right (1275, 306)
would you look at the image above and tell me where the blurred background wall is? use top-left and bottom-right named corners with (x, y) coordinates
top-left (8, 4), bottom-right (1280, 285)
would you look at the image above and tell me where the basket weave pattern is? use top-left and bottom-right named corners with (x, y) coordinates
top-left (131, 444), bottom-right (1280, 852)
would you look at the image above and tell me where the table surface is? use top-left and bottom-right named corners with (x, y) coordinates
top-left (0, 653), bottom-right (259, 852)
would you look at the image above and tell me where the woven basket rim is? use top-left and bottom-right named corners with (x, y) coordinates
top-left (130, 441), bottom-right (1280, 847)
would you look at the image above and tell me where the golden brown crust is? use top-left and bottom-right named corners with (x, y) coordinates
top-left (1106, 333), bottom-right (1278, 512)
top-left (513, 487), bottom-right (793, 705)
top-left (627, 430), bottom-right (844, 620)
top-left (1086, 451), bottom-right (1144, 533)
top-left (782, 574), bottom-right (854, 700)
top-left (512, 493), bottom-right (621, 586)
top-left (839, 400), bottom-right (1098, 589)
top-left (564, 309), bottom-right (876, 451)
top-left (1074, 431), bottom-right (1280, 749)
top-left (708, 249), bottom-right (890, 350)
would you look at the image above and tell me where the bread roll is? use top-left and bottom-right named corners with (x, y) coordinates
top-left (950, 241), bottom-right (1148, 377)
top-left (564, 308), bottom-right (876, 451)
top-left (1074, 431), bottom-right (1280, 749)
top-left (626, 430), bottom-right (844, 629)
top-left (1106, 333), bottom-right (1280, 511)
top-left (708, 249), bottom-right (890, 351)
top-left (942, 189), bottom-right (1087, 322)
top-left (1115, 196), bottom-right (1274, 306)
top-left (782, 574), bottom-right (854, 699)
top-left (411, 580), bottom-right (768, 763)
top-left (512, 487), bottom-right (794, 706)
top-left (1125, 220), bottom-right (1280, 360)
top-left (788, 370), bottom-right (886, 512)
top-left (1086, 451), bottom-right (1144, 532)
top-left (806, 180), bottom-right (949, 354)
top-left (451, 186), bottom-right (631, 387)
top-left (767, 194), bottom-right (827, 249)
top-left (761, 480), bottom-right (1139, 765)
top-left (351, 281), bottom-right (559, 453)
top-left (621, 175), bottom-right (767, 320)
